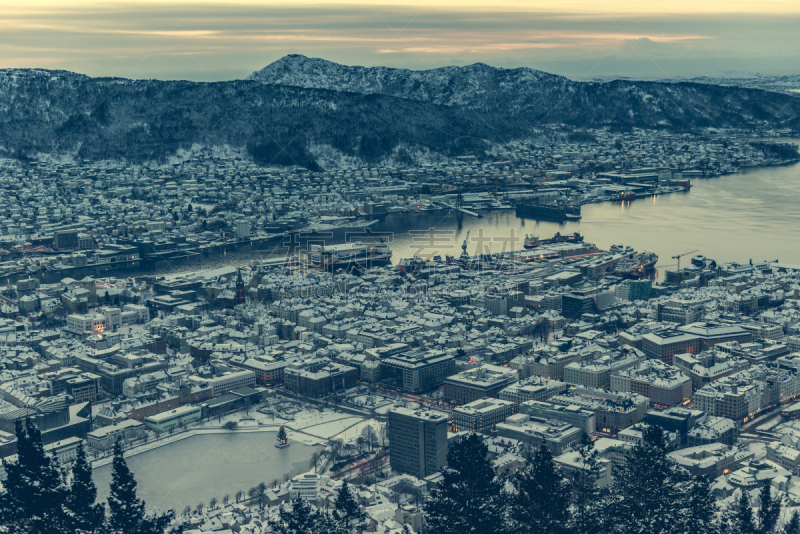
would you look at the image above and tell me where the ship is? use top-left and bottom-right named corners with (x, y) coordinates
top-left (610, 192), bottom-right (635, 201)
top-left (518, 242), bottom-right (600, 263)
top-left (613, 251), bottom-right (659, 277)
top-left (306, 241), bottom-right (392, 270)
top-left (524, 232), bottom-right (584, 249)
top-left (515, 198), bottom-right (582, 221)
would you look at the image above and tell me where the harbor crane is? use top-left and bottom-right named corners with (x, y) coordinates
top-left (460, 230), bottom-right (471, 260)
top-left (671, 249), bottom-right (699, 272)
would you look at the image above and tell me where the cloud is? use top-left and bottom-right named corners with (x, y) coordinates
top-left (0, 3), bottom-right (798, 79)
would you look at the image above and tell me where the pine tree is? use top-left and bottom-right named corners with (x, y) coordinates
top-left (64, 442), bottom-right (105, 533)
top-left (0, 419), bottom-right (70, 534)
top-left (268, 497), bottom-right (322, 534)
top-left (680, 474), bottom-right (719, 534)
top-left (601, 425), bottom-right (689, 534)
top-left (509, 444), bottom-right (571, 534)
top-left (106, 442), bottom-right (174, 534)
top-left (332, 481), bottom-right (366, 534)
top-left (568, 434), bottom-right (603, 534)
top-left (424, 433), bottom-right (508, 534)
top-left (277, 424), bottom-right (288, 445)
top-left (784, 510), bottom-right (800, 534)
top-left (757, 482), bottom-right (781, 534)
top-left (734, 490), bottom-right (757, 534)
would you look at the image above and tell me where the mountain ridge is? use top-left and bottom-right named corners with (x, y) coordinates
top-left (0, 55), bottom-right (798, 169)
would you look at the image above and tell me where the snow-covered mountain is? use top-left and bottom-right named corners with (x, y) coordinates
top-left (247, 54), bottom-right (565, 109)
top-left (0, 56), bottom-right (798, 168)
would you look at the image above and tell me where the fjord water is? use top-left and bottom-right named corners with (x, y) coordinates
top-left (78, 159), bottom-right (800, 280)
top-left (379, 161), bottom-right (800, 273)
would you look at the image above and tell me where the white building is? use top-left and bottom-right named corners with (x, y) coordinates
top-left (86, 420), bottom-right (147, 449)
top-left (144, 405), bottom-right (202, 432)
top-left (66, 313), bottom-right (109, 335)
top-left (99, 306), bottom-right (122, 330)
top-left (123, 304), bottom-right (150, 324)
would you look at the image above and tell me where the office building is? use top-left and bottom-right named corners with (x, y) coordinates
top-left (520, 400), bottom-right (596, 438)
top-left (641, 330), bottom-right (701, 364)
top-left (610, 360), bottom-right (692, 406)
top-left (381, 349), bottom-right (456, 393)
top-left (495, 414), bottom-right (582, 454)
top-left (549, 387), bottom-right (650, 435)
top-left (498, 376), bottom-right (568, 404)
top-left (387, 408), bottom-right (448, 479)
top-left (450, 398), bottom-right (518, 433)
top-left (443, 364), bottom-right (519, 404)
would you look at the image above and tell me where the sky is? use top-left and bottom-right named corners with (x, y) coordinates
top-left (2, 0), bottom-right (799, 81)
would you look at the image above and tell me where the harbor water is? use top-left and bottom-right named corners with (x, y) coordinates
top-left (40, 160), bottom-right (800, 281)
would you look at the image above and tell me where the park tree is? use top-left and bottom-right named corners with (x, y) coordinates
top-left (360, 426), bottom-right (378, 452)
top-left (424, 433), bottom-right (508, 534)
top-left (277, 424), bottom-right (288, 445)
top-left (509, 444), bottom-right (571, 534)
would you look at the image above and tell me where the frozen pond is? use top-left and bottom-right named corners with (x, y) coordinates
top-left (93, 432), bottom-right (324, 512)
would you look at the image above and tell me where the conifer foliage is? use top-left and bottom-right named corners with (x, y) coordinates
top-left (0, 419), bottom-right (70, 534)
top-left (107, 441), bottom-right (174, 534)
top-left (64, 442), bottom-right (105, 533)
top-left (277, 424), bottom-right (289, 445)
top-left (332, 480), bottom-right (367, 534)
top-left (268, 496), bottom-right (324, 534)
top-left (0, 420), bottom-right (175, 534)
top-left (424, 433), bottom-right (508, 534)
top-left (601, 425), bottom-right (693, 534)
top-left (509, 444), bottom-right (571, 534)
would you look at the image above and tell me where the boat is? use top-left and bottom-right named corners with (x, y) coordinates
top-left (515, 198), bottom-right (581, 221)
top-left (611, 192), bottom-right (635, 201)
top-left (610, 244), bottom-right (635, 255)
top-left (306, 241), bottom-right (392, 270)
top-left (613, 251), bottom-right (659, 277)
top-left (524, 232), bottom-right (584, 249)
top-left (519, 242), bottom-right (600, 263)
top-left (398, 256), bottom-right (435, 276)
top-left (523, 235), bottom-right (540, 249)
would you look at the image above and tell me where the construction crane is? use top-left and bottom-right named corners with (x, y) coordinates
top-left (671, 249), bottom-right (699, 272)
top-left (460, 230), bottom-right (471, 260)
